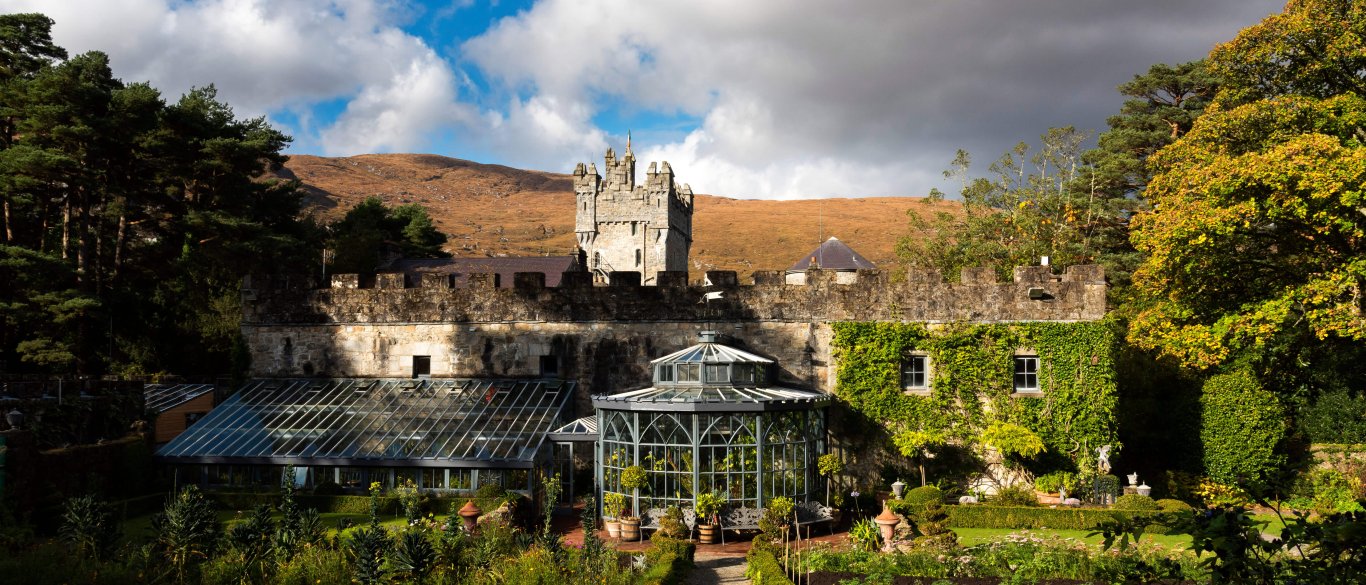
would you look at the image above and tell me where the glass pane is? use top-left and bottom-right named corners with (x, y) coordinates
top-left (676, 364), bottom-right (700, 382)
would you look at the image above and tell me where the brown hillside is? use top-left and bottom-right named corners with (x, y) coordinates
top-left (281, 153), bottom-right (958, 275)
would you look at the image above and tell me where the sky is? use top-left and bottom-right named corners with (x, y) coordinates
top-left (8, 0), bottom-right (1286, 199)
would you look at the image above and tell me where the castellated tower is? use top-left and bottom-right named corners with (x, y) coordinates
top-left (573, 137), bottom-right (693, 284)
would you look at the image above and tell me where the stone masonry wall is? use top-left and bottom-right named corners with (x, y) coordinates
top-left (241, 265), bottom-right (1105, 418)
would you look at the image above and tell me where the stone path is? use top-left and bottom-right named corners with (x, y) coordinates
top-left (687, 554), bottom-right (749, 584)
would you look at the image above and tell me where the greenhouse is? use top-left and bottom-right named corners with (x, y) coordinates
top-left (593, 332), bottom-right (830, 514)
top-left (156, 377), bottom-right (574, 493)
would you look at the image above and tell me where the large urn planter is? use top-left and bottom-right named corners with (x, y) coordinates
top-left (604, 517), bottom-right (622, 539)
top-left (619, 517), bottom-right (642, 541)
top-left (874, 503), bottom-right (900, 549)
top-left (458, 500), bottom-right (482, 533)
top-left (697, 523), bottom-right (719, 544)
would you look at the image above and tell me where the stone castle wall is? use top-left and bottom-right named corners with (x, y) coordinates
top-left (241, 265), bottom-right (1105, 417)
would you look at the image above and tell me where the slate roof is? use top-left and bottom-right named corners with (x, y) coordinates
top-left (785, 236), bottom-right (877, 272)
top-left (386, 255), bottom-right (582, 287)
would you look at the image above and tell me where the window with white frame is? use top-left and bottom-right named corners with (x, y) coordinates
top-left (1014, 355), bottom-right (1040, 392)
top-left (901, 354), bottom-right (930, 393)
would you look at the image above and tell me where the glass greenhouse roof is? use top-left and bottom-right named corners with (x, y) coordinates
top-left (593, 385), bottom-right (829, 412)
top-left (145, 383), bottom-right (215, 413)
top-left (157, 378), bottom-right (573, 468)
top-left (651, 340), bottom-right (773, 365)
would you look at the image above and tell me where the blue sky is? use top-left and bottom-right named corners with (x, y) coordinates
top-left (11, 0), bottom-right (1285, 199)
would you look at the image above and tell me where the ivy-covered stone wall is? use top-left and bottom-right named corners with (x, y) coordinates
top-left (830, 321), bottom-right (1119, 484)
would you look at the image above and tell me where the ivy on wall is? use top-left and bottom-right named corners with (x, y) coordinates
top-left (830, 321), bottom-right (1119, 472)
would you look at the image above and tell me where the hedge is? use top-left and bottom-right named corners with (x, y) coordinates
top-left (1201, 370), bottom-right (1285, 483)
top-left (640, 538), bottom-right (695, 585)
top-left (746, 548), bottom-right (796, 585)
top-left (942, 505), bottom-right (1180, 534)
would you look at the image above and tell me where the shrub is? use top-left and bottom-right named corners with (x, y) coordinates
top-left (603, 492), bottom-right (626, 519)
top-left (1298, 388), bottom-right (1366, 444)
top-left (1194, 478), bottom-right (1251, 507)
top-left (59, 495), bottom-right (120, 562)
top-left (344, 524), bottom-right (391, 585)
top-left (849, 517), bottom-right (881, 552)
top-left (1114, 494), bottom-right (1161, 512)
top-left (982, 422), bottom-right (1046, 458)
top-left (653, 506), bottom-right (689, 539)
top-left (1200, 370), bottom-right (1285, 483)
top-left (1294, 468), bottom-right (1366, 515)
top-left (901, 485), bottom-right (944, 513)
top-left (992, 484), bottom-right (1038, 506)
top-left (643, 536), bottom-right (695, 584)
top-left (1034, 471), bottom-right (1077, 494)
top-left (746, 548), bottom-right (796, 585)
top-left (155, 485), bottom-right (223, 583)
top-left (620, 466), bottom-right (648, 491)
top-left (390, 527), bottom-right (437, 584)
top-left (943, 505), bottom-right (1179, 534)
top-left (1156, 498), bottom-right (1194, 513)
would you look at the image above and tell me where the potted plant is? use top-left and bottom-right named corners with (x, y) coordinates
top-left (602, 492), bottom-right (625, 539)
top-left (694, 491), bottom-right (725, 544)
top-left (618, 465), bottom-right (648, 541)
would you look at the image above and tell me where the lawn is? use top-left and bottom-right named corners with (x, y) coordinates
top-left (951, 527), bottom-right (1193, 549)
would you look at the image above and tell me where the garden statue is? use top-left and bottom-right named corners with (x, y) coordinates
top-left (1127, 472), bottom-right (1139, 486)
top-left (1096, 445), bottom-right (1111, 474)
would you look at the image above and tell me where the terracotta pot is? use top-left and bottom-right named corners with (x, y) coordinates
top-left (604, 518), bottom-right (622, 539)
top-left (697, 524), bottom-right (718, 544)
top-left (619, 517), bottom-right (642, 541)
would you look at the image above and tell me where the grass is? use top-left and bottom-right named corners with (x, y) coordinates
top-left (951, 527), bottom-right (1193, 550)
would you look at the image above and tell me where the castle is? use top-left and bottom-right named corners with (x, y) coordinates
top-left (236, 142), bottom-right (1107, 404)
top-left (158, 143), bottom-right (1112, 499)
top-left (573, 136), bottom-right (693, 284)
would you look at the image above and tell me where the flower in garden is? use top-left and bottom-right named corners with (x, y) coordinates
top-left (850, 491), bottom-right (860, 498)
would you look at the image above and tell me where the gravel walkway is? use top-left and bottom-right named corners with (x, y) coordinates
top-left (687, 554), bottom-right (749, 584)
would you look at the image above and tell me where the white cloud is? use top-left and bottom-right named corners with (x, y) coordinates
top-left (9, 0), bottom-right (1288, 198)
top-left (460, 0), bottom-right (1285, 198)
top-left (10, 0), bottom-right (460, 155)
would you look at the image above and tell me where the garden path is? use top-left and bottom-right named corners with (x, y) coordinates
top-left (687, 554), bottom-right (749, 584)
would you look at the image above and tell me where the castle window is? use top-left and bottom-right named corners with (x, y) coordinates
top-left (412, 356), bottom-right (431, 379)
top-left (635, 249), bottom-right (642, 266)
top-left (631, 222), bottom-right (637, 235)
top-left (1013, 355), bottom-right (1039, 392)
top-left (539, 355), bottom-right (559, 377)
top-left (901, 354), bottom-right (930, 393)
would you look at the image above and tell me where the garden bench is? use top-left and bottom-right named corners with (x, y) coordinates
top-left (639, 502), bottom-right (832, 536)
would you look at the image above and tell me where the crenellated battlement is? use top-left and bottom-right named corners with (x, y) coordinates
top-left (573, 140), bottom-right (693, 284)
top-left (241, 264), bottom-right (1105, 326)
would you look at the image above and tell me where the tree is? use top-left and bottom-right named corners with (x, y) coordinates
top-left (1128, 0), bottom-right (1366, 372)
top-left (897, 127), bottom-right (1096, 281)
top-left (327, 196), bottom-right (448, 274)
top-left (0, 18), bottom-right (317, 377)
top-left (1076, 61), bottom-right (1220, 296)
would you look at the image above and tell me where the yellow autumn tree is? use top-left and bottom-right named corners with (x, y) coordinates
top-left (1129, 0), bottom-right (1366, 369)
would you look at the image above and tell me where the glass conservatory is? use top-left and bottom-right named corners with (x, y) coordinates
top-left (157, 378), bottom-right (574, 494)
top-left (593, 332), bottom-right (830, 511)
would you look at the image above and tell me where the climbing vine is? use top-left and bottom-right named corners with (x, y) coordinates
top-left (830, 321), bottom-right (1118, 472)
